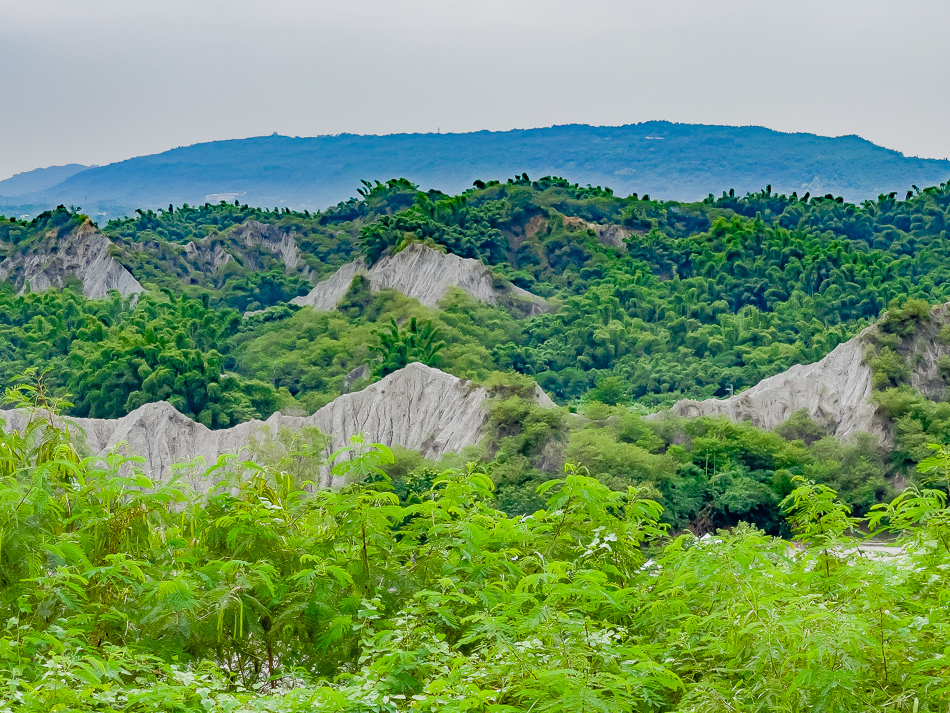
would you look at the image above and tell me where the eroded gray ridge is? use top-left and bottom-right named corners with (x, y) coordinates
top-left (0, 220), bottom-right (143, 299)
top-left (292, 243), bottom-right (549, 314)
top-left (234, 220), bottom-right (307, 274)
top-left (0, 363), bottom-right (539, 488)
top-left (657, 334), bottom-right (884, 442)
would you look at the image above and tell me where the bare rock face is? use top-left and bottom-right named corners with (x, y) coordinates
top-left (657, 334), bottom-right (885, 442)
top-left (306, 362), bottom-right (490, 467)
top-left (533, 383), bottom-right (557, 409)
top-left (591, 224), bottom-right (630, 249)
top-left (292, 260), bottom-right (365, 311)
top-left (563, 216), bottom-right (629, 250)
top-left (0, 220), bottom-right (143, 299)
top-left (371, 243), bottom-right (499, 307)
top-left (343, 364), bottom-right (371, 392)
top-left (652, 304), bottom-right (950, 445)
top-left (897, 303), bottom-right (950, 399)
top-left (183, 241), bottom-right (234, 270)
top-left (181, 221), bottom-right (312, 281)
top-left (233, 220), bottom-right (307, 274)
top-left (292, 243), bottom-right (550, 315)
top-left (0, 363), bottom-right (519, 488)
top-left (508, 285), bottom-right (551, 315)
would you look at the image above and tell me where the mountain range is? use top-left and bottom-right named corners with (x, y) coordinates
top-left (3, 122), bottom-right (949, 220)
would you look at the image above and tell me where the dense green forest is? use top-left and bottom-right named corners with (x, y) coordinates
top-left (1, 409), bottom-right (949, 711)
top-left (3, 177), bottom-right (950, 528)
top-left (9, 175), bottom-right (950, 411)
top-left (105, 176), bottom-right (950, 410)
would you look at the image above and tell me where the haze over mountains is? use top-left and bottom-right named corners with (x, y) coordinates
top-left (0, 163), bottom-right (89, 198)
top-left (3, 122), bottom-right (949, 220)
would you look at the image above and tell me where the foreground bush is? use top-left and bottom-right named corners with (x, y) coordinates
top-left (2, 412), bottom-right (950, 712)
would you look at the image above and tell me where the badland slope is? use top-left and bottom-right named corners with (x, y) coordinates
top-left (662, 303), bottom-right (950, 445)
top-left (291, 243), bottom-right (550, 314)
top-left (0, 219), bottom-right (143, 299)
top-left (0, 363), bottom-right (546, 487)
top-left (661, 333), bottom-right (883, 441)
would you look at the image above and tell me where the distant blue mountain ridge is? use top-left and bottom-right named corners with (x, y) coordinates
top-left (0, 164), bottom-right (89, 198)
top-left (2, 122), bottom-right (949, 219)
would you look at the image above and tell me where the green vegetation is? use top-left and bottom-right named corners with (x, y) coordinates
top-left (6, 179), bottom-right (950, 415)
top-left (234, 288), bottom-right (519, 413)
top-left (66, 294), bottom-right (280, 427)
top-left (862, 297), bottom-right (950, 468)
top-left (2, 402), bottom-right (950, 711)
top-left (3, 177), bottom-right (950, 525)
top-left (346, 176), bottom-right (950, 406)
top-left (474, 380), bottom-right (890, 533)
top-left (7, 171), bottom-right (950, 708)
top-left (0, 288), bottom-right (282, 427)
top-left (369, 317), bottom-right (446, 378)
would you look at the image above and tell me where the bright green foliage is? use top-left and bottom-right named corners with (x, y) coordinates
top-left (0, 287), bottom-right (281, 427)
top-left (6, 180), bottom-right (950, 529)
top-left (369, 317), bottom-right (446, 378)
top-left (862, 298), bottom-right (950, 467)
top-left (646, 415), bottom-right (890, 532)
top-left (2, 408), bottom-right (950, 710)
top-left (12, 177), bottom-right (950, 413)
top-left (348, 177), bottom-right (950, 408)
top-left (64, 293), bottom-right (279, 427)
top-left (232, 289), bottom-right (520, 413)
top-left (360, 190), bottom-right (509, 265)
top-left (475, 384), bottom-right (891, 533)
top-left (216, 268), bottom-right (312, 313)
top-left (0, 286), bottom-right (130, 393)
top-left (588, 375), bottom-right (628, 406)
top-left (7, 172), bottom-right (950, 708)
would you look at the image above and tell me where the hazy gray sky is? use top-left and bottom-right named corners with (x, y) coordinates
top-left (1, 0), bottom-right (949, 180)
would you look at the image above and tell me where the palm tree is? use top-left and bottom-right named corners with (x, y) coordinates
top-left (369, 317), bottom-right (446, 378)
